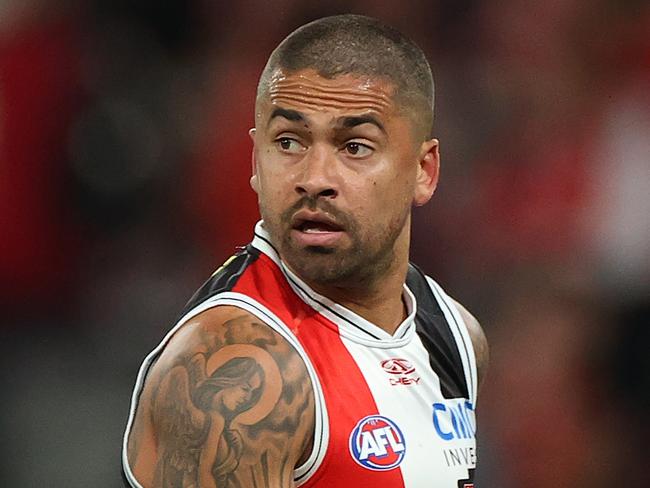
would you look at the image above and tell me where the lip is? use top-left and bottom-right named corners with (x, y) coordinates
top-left (290, 209), bottom-right (345, 247)
top-left (291, 209), bottom-right (344, 231)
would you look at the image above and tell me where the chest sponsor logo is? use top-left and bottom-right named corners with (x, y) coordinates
top-left (432, 400), bottom-right (477, 469)
top-left (349, 415), bottom-right (406, 471)
top-left (432, 399), bottom-right (476, 441)
top-left (381, 358), bottom-right (421, 386)
top-left (381, 358), bottom-right (415, 374)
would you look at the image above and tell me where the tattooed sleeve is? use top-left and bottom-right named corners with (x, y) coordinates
top-left (127, 307), bottom-right (315, 488)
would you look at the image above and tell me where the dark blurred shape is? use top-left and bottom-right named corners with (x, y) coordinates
top-left (610, 302), bottom-right (650, 415)
top-left (92, 0), bottom-right (204, 55)
top-left (68, 97), bottom-right (165, 229)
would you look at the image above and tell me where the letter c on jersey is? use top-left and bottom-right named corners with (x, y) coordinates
top-left (432, 400), bottom-right (476, 441)
top-left (349, 415), bottom-right (406, 471)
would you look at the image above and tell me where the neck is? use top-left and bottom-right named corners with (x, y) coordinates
top-left (308, 261), bottom-right (408, 335)
top-left (295, 228), bottom-right (411, 335)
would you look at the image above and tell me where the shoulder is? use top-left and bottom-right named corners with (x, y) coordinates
top-left (449, 298), bottom-right (489, 392)
top-left (150, 305), bottom-right (298, 378)
top-left (126, 305), bottom-right (315, 488)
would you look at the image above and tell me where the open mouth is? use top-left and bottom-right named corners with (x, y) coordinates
top-left (291, 211), bottom-right (345, 246)
top-left (292, 209), bottom-right (344, 232)
top-left (294, 219), bottom-right (343, 233)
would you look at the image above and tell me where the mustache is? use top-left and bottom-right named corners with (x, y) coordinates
top-left (280, 196), bottom-right (354, 229)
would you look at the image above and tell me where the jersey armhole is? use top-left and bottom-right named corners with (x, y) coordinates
top-left (121, 291), bottom-right (330, 487)
top-left (211, 292), bottom-right (329, 485)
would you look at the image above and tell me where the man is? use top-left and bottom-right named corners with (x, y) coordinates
top-left (123, 14), bottom-right (488, 488)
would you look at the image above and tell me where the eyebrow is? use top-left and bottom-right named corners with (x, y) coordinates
top-left (267, 108), bottom-right (386, 134)
top-left (338, 114), bottom-right (386, 134)
top-left (268, 108), bottom-right (305, 126)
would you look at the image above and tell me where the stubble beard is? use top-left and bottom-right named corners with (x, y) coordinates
top-left (262, 197), bottom-right (410, 289)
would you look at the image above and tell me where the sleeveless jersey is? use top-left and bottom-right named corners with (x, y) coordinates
top-left (123, 222), bottom-right (479, 487)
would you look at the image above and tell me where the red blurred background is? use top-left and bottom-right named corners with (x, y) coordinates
top-left (1, 1), bottom-right (648, 486)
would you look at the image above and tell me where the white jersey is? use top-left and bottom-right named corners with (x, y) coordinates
top-left (123, 222), bottom-right (479, 487)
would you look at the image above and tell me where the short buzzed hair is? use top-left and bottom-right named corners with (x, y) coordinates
top-left (257, 14), bottom-right (435, 140)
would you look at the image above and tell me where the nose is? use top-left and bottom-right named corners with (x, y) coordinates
top-left (294, 145), bottom-right (338, 199)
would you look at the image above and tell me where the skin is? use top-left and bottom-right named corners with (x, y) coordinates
top-left (126, 67), bottom-right (489, 488)
top-left (453, 299), bottom-right (490, 394)
top-left (127, 307), bottom-right (314, 488)
top-left (218, 371), bottom-right (263, 412)
top-left (251, 68), bottom-right (440, 331)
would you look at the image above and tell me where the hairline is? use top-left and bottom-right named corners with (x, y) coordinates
top-left (256, 66), bottom-right (433, 141)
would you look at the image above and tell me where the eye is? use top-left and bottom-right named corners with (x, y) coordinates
top-left (275, 137), bottom-right (305, 154)
top-left (343, 141), bottom-right (373, 158)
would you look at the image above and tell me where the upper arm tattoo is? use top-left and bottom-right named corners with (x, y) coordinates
top-left (137, 314), bottom-right (314, 488)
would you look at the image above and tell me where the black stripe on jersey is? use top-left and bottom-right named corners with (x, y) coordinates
top-left (434, 283), bottom-right (475, 402)
top-left (253, 231), bottom-right (383, 341)
top-left (407, 263), bottom-right (470, 400)
top-left (179, 245), bottom-right (260, 318)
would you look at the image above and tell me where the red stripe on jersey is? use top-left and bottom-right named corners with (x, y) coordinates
top-left (232, 253), bottom-right (406, 487)
top-left (294, 314), bottom-right (406, 488)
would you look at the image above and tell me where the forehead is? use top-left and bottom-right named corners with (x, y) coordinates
top-left (259, 68), bottom-right (398, 121)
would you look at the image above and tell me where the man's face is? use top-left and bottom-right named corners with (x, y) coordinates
top-left (251, 68), bottom-right (438, 287)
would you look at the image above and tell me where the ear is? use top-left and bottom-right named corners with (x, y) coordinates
top-left (249, 128), bottom-right (259, 193)
top-left (413, 138), bottom-right (440, 207)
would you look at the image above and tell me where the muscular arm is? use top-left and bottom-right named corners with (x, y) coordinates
top-left (452, 299), bottom-right (489, 392)
top-left (126, 306), bottom-right (315, 488)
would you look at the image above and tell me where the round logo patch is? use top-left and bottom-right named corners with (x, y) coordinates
top-left (349, 415), bottom-right (406, 471)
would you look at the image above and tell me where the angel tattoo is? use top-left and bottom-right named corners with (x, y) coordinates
top-left (152, 345), bottom-right (278, 488)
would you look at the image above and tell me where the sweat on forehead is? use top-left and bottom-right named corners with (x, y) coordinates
top-left (266, 69), bottom-right (394, 115)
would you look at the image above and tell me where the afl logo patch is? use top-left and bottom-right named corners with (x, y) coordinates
top-left (349, 415), bottom-right (406, 471)
top-left (381, 358), bottom-right (415, 375)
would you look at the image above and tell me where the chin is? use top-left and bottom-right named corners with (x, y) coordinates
top-left (302, 245), bottom-right (337, 255)
top-left (288, 252), bottom-right (359, 284)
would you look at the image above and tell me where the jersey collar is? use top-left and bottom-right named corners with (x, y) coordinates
top-left (252, 221), bottom-right (416, 348)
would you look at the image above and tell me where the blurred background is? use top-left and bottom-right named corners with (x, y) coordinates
top-left (1, 0), bottom-right (648, 486)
